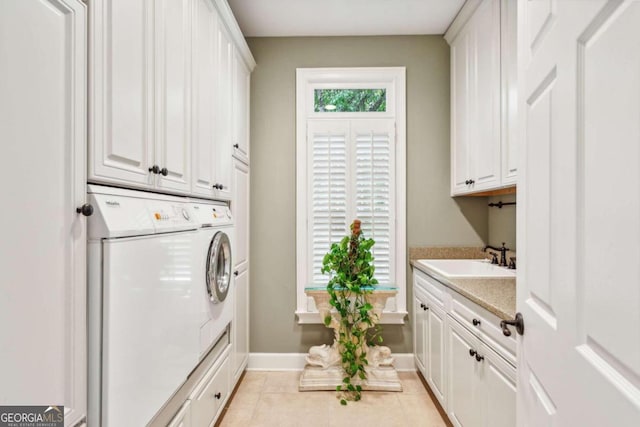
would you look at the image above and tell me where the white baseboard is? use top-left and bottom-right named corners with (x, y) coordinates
top-left (247, 352), bottom-right (416, 372)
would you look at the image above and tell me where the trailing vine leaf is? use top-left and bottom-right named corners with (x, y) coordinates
top-left (321, 219), bottom-right (383, 404)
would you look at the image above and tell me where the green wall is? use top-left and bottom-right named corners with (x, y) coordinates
top-left (247, 36), bottom-right (489, 354)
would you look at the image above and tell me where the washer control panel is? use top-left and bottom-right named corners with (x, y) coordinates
top-left (148, 203), bottom-right (195, 232)
top-left (190, 202), bottom-right (232, 227)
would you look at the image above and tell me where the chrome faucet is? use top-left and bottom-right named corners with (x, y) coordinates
top-left (484, 242), bottom-right (509, 267)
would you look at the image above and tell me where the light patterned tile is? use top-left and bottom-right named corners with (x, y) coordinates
top-left (218, 407), bottom-right (255, 427)
top-left (219, 371), bottom-right (448, 427)
top-left (398, 371), bottom-right (429, 394)
top-left (237, 371), bottom-right (269, 393)
top-left (329, 392), bottom-right (409, 427)
top-left (261, 371), bottom-right (303, 394)
top-left (397, 393), bottom-right (448, 427)
top-left (228, 389), bottom-right (260, 410)
top-left (249, 391), bottom-right (332, 427)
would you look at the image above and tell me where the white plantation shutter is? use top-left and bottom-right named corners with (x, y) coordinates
top-left (306, 119), bottom-right (395, 287)
top-left (353, 120), bottom-right (395, 286)
top-left (308, 121), bottom-right (349, 285)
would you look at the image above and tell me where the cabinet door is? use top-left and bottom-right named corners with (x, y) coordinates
top-left (191, 0), bottom-right (217, 197)
top-left (232, 268), bottom-right (249, 383)
top-left (214, 18), bottom-right (234, 200)
top-left (233, 50), bottom-right (250, 162)
top-left (470, 0), bottom-right (501, 191)
top-left (482, 344), bottom-right (516, 427)
top-left (426, 304), bottom-right (447, 408)
top-left (413, 294), bottom-right (428, 374)
top-left (233, 160), bottom-right (249, 272)
top-left (447, 319), bottom-right (482, 427)
top-left (500, 0), bottom-right (517, 186)
top-left (0, 1), bottom-right (87, 425)
top-left (89, 0), bottom-right (155, 188)
top-left (450, 26), bottom-right (472, 195)
top-left (155, 0), bottom-right (191, 193)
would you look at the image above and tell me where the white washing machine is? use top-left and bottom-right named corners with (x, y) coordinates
top-left (189, 200), bottom-right (235, 358)
top-left (87, 185), bottom-right (202, 427)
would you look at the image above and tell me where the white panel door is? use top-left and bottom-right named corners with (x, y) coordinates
top-left (155, 0), bottom-right (192, 193)
top-left (232, 268), bottom-right (249, 382)
top-left (0, 1), bottom-right (87, 425)
top-left (191, 0), bottom-right (218, 197)
top-left (518, 1), bottom-right (640, 425)
top-left (414, 294), bottom-right (428, 373)
top-left (233, 50), bottom-right (251, 162)
top-left (427, 304), bottom-right (447, 407)
top-left (233, 160), bottom-right (249, 273)
top-left (483, 344), bottom-right (516, 427)
top-left (471, 0), bottom-right (501, 191)
top-left (501, 0), bottom-right (518, 186)
top-left (89, 0), bottom-right (155, 188)
top-left (214, 18), bottom-right (234, 200)
top-left (450, 26), bottom-right (472, 195)
top-left (447, 319), bottom-right (481, 427)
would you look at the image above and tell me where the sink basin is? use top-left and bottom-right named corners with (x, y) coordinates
top-left (415, 259), bottom-right (516, 279)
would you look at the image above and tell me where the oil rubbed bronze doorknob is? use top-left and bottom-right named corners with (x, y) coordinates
top-left (149, 165), bottom-right (160, 174)
top-left (500, 312), bottom-right (525, 336)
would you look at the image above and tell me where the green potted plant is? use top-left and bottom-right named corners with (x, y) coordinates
top-left (321, 219), bottom-right (383, 404)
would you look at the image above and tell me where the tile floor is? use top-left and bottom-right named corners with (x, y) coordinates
top-left (218, 371), bottom-right (448, 427)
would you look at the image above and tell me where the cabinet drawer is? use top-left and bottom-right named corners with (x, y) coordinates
top-left (191, 352), bottom-right (230, 427)
top-left (450, 293), bottom-right (516, 365)
top-left (168, 400), bottom-right (192, 427)
top-left (414, 270), bottom-right (449, 310)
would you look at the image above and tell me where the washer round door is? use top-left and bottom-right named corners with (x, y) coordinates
top-left (206, 231), bottom-right (232, 303)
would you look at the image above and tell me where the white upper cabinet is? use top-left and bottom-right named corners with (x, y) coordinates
top-left (0, 1), bottom-right (87, 425)
top-left (90, 0), bottom-right (190, 193)
top-left (89, 0), bottom-right (155, 188)
top-left (90, 0), bottom-right (254, 199)
top-left (233, 50), bottom-right (251, 163)
top-left (446, 0), bottom-right (516, 196)
top-left (155, 0), bottom-right (192, 193)
top-left (214, 17), bottom-right (234, 200)
top-left (191, 0), bottom-right (218, 197)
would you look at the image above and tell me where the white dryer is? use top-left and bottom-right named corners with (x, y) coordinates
top-left (190, 200), bottom-right (235, 358)
top-left (87, 185), bottom-right (202, 427)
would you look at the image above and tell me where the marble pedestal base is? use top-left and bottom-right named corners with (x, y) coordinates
top-left (299, 364), bottom-right (402, 392)
top-left (300, 288), bottom-right (403, 393)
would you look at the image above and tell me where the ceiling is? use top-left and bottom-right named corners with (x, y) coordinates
top-left (227, 0), bottom-right (466, 37)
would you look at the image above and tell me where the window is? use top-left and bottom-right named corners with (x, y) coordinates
top-left (296, 68), bottom-right (407, 324)
top-left (314, 89), bottom-right (387, 112)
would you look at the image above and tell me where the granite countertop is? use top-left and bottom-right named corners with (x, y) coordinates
top-left (411, 259), bottom-right (516, 320)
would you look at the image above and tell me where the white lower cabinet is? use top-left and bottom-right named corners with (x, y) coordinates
top-left (413, 269), bottom-right (516, 427)
top-left (414, 285), bottom-right (447, 408)
top-left (190, 348), bottom-right (231, 427)
top-left (231, 158), bottom-right (250, 384)
top-left (232, 268), bottom-right (249, 384)
top-left (426, 304), bottom-right (447, 405)
top-left (447, 319), bottom-right (481, 427)
top-left (168, 400), bottom-right (192, 427)
top-left (0, 2), bottom-right (87, 425)
top-left (446, 318), bottom-right (516, 427)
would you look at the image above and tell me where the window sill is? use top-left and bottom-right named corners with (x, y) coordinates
top-left (295, 310), bottom-right (408, 325)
